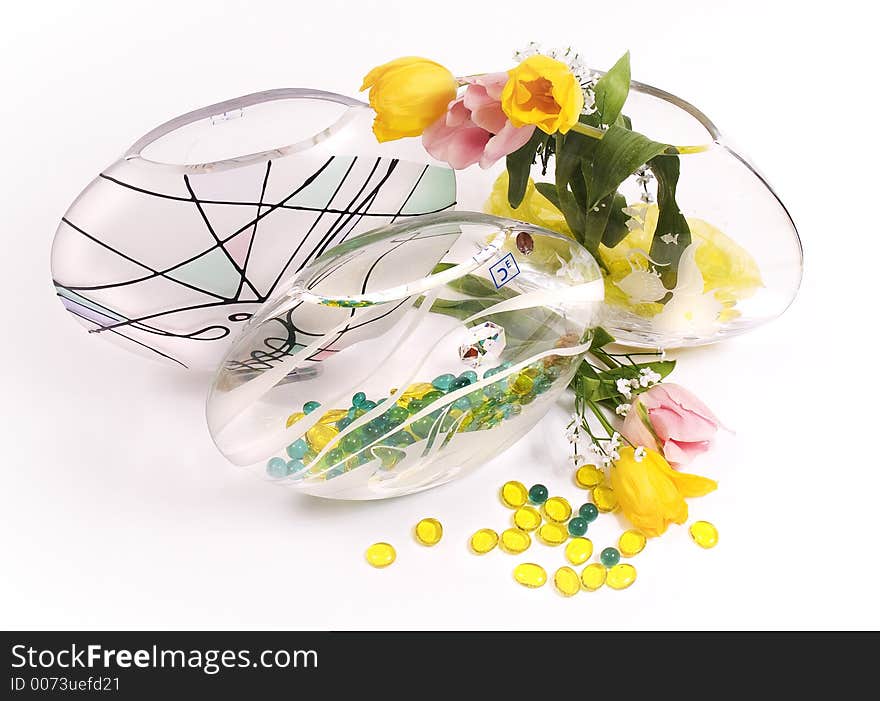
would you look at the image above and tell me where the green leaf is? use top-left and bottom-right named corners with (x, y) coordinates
top-left (506, 129), bottom-right (545, 208)
top-left (647, 155), bottom-right (692, 289)
top-left (589, 327), bottom-right (616, 349)
top-left (601, 191), bottom-right (630, 248)
top-left (536, 182), bottom-right (584, 242)
top-left (581, 193), bottom-right (613, 254)
top-left (594, 51), bottom-right (631, 126)
top-left (554, 131), bottom-right (595, 203)
top-left (588, 125), bottom-right (668, 209)
top-left (534, 182), bottom-right (560, 209)
top-left (604, 360), bottom-right (677, 380)
top-left (576, 376), bottom-right (601, 402)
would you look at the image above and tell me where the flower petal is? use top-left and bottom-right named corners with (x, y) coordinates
top-left (479, 122), bottom-right (535, 169)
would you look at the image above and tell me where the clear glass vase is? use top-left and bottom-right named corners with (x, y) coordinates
top-left (50, 88), bottom-right (456, 370)
top-left (206, 212), bottom-right (603, 499)
top-left (472, 79), bottom-right (803, 348)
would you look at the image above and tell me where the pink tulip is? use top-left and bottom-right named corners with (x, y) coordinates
top-left (622, 384), bottom-right (722, 466)
top-left (422, 72), bottom-right (536, 170)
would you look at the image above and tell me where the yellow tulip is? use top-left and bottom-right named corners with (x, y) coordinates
top-left (610, 447), bottom-right (717, 538)
top-left (501, 55), bottom-right (584, 134)
top-left (360, 57), bottom-right (458, 142)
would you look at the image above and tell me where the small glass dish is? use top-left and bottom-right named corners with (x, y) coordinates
top-left (206, 211), bottom-right (603, 499)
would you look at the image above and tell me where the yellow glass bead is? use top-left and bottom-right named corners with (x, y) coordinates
top-left (618, 529), bottom-right (647, 557)
top-left (542, 496), bottom-right (572, 523)
top-left (689, 520), bottom-right (719, 549)
top-left (513, 506), bottom-right (542, 531)
top-left (365, 542), bottom-right (396, 568)
top-left (470, 528), bottom-right (499, 554)
top-left (500, 480), bottom-right (529, 509)
top-left (606, 563), bottom-right (637, 590)
top-left (592, 485), bottom-right (618, 512)
top-left (537, 522), bottom-right (568, 546)
top-left (396, 382), bottom-right (435, 406)
top-left (306, 422), bottom-right (339, 451)
top-left (565, 537), bottom-right (594, 566)
top-left (499, 528), bottom-right (531, 554)
top-left (554, 566), bottom-right (581, 597)
top-left (513, 562), bottom-right (547, 588)
top-left (286, 411), bottom-right (306, 428)
top-left (510, 372), bottom-right (534, 395)
top-left (317, 409), bottom-right (348, 425)
top-left (574, 464), bottom-right (604, 489)
top-left (414, 518), bottom-right (443, 546)
top-left (580, 563), bottom-right (607, 591)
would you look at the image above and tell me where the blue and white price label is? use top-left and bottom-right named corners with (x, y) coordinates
top-left (489, 253), bottom-right (520, 289)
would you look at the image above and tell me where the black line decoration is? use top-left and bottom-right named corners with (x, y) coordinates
top-left (51, 153), bottom-right (456, 370)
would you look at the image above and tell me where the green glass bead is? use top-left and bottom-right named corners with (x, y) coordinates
top-left (388, 430), bottom-right (415, 446)
top-left (286, 439), bottom-right (309, 460)
top-left (386, 406), bottom-right (409, 425)
top-left (421, 391), bottom-right (444, 404)
top-left (528, 484), bottom-right (549, 504)
top-left (568, 517), bottom-right (588, 537)
top-left (411, 415), bottom-right (436, 438)
top-left (453, 397), bottom-right (471, 411)
top-left (432, 374), bottom-right (456, 391)
top-left (303, 401), bottom-right (321, 414)
top-left (407, 399), bottom-right (427, 413)
top-left (266, 457), bottom-right (288, 478)
top-left (336, 416), bottom-right (352, 431)
top-left (579, 503), bottom-right (599, 522)
top-left (326, 448), bottom-right (345, 465)
top-left (363, 422), bottom-right (383, 438)
top-left (600, 547), bottom-right (621, 567)
top-left (352, 392), bottom-right (367, 408)
top-left (341, 433), bottom-right (365, 453)
top-left (534, 377), bottom-right (552, 394)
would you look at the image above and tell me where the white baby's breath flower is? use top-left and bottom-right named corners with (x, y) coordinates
top-left (616, 378), bottom-right (633, 399)
top-left (570, 453), bottom-right (589, 467)
top-left (634, 446), bottom-right (647, 462)
top-left (608, 432), bottom-right (621, 452)
top-left (629, 378), bottom-right (641, 389)
top-left (639, 368), bottom-right (662, 387)
top-left (615, 403), bottom-right (630, 417)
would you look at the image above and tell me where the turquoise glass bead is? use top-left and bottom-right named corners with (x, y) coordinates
top-left (568, 517), bottom-right (588, 537)
top-left (360, 400), bottom-right (377, 411)
top-left (287, 459), bottom-right (305, 474)
top-left (336, 416), bottom-right (353, 431)
top-left (534, 377), bottom-right (552, 394)
top-left (460, 370), bottom-right (477, 384)
top-left (579, 503), bottom-right (599, 522)
top-left (453, 397), bottom-right (472, 411)
top-left (528, 484), bottom-right (549, 504)
top-left (326, 466), bottom-right (345, 478)
top-left (432, 373), bottom-right (456, 391)
top-left (600, 547), bottom-right (621, 567)
top-left (286, 439), bottom-right (309, 460)
top-left (352, 392), bottom-right (367, 407)
top-left (266, 457), bottom-right (288, 478)
top-left (303, 401), bottom-right (321, 414)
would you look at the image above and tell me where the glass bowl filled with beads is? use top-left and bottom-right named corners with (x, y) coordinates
top-left (206, 211), bottom-right (604, 499)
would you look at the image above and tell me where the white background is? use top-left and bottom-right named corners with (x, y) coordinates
top-left (2, 0), bottom-right (878, 630)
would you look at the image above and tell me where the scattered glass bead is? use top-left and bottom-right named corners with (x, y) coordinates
top-left (510, 372), bottom-right (534, 395)
top-left (513, 506), bottom-right (542, 531)
top-left (528, 484), bottom-right (549, 504)
top-left (365, 542), bottom-right (396, 568)
top-left (600, 547), bottom-right (621, 567)
top-left (542, 496), bottom-right (572, 523)
top-left (554, 566), bottom-right (580, 597)
top-left (470, 528), bottom-right (499, 554)
top-left (341, 432), bottom-right (365, 453)
top-left (575, 464), bottom-right (604, 489)
top-left (500, 528), bottom-right (531, 554)
top-left (286, 459), bottom-right (305, 475)
top-left (578, 503), bottom-right (599, 522)
top-left (689, 521), bottom-right (719, 549)
top-left (500, 481), bottom-right (529, 509)
top-left (568, 517), bottom-right (588, 537)
top-left (565, 537), bottom-right (593, 566)
top-left (286, 438), bottom-right (309, 460)
top-left (606, 563), bottom-right (637, 590)
top-left (513, 562), bottom-right (547, 588)
top-left (351, 391), bottom-right (367, 408)
top-left (266, 457), bottom-right (288, 478)
top-left (592, 485), bottom-right (618, 512)
top-left (414, 518), bottom-right (443, 546)
top-left (459, 370), bottom-right (478, 384)
top-left (303, 400), bottom-right (321, 414)
top-left (537, 522), bottom-right (568, 546)
top-left (581, 563), bottom-right (607, 591)
top-left (619, 530), bottom-right (647, 557)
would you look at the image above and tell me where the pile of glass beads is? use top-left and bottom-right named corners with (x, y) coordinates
top-left (267, 357), bottom-right (567, 481)
top-left (363, 472), bottom-right (718, 596)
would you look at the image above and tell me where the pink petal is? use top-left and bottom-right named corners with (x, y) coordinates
top-left (663, 439), bottom-right (711, 466)
top-left (444, 127), bottom-right (491, 169)
top-left (468, 72), bottom-right (510, 100)
top-left (648, 406), bottom-right (718, 443)
top-left (422, 117), bottom-right (458, 156)
top-left (620, 399), bottom-right (660, 453)
top-left (445, 98), bottom-right (470, 128)
top-left (653, 384), bottom-right (721, 428)
top-left (470, 102), bottom-right (508, 134)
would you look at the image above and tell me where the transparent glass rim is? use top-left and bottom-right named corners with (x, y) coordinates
top-left (124, 88), bottom-right (368, 174)
top-left (289, 211), bottom-right (595, 308)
